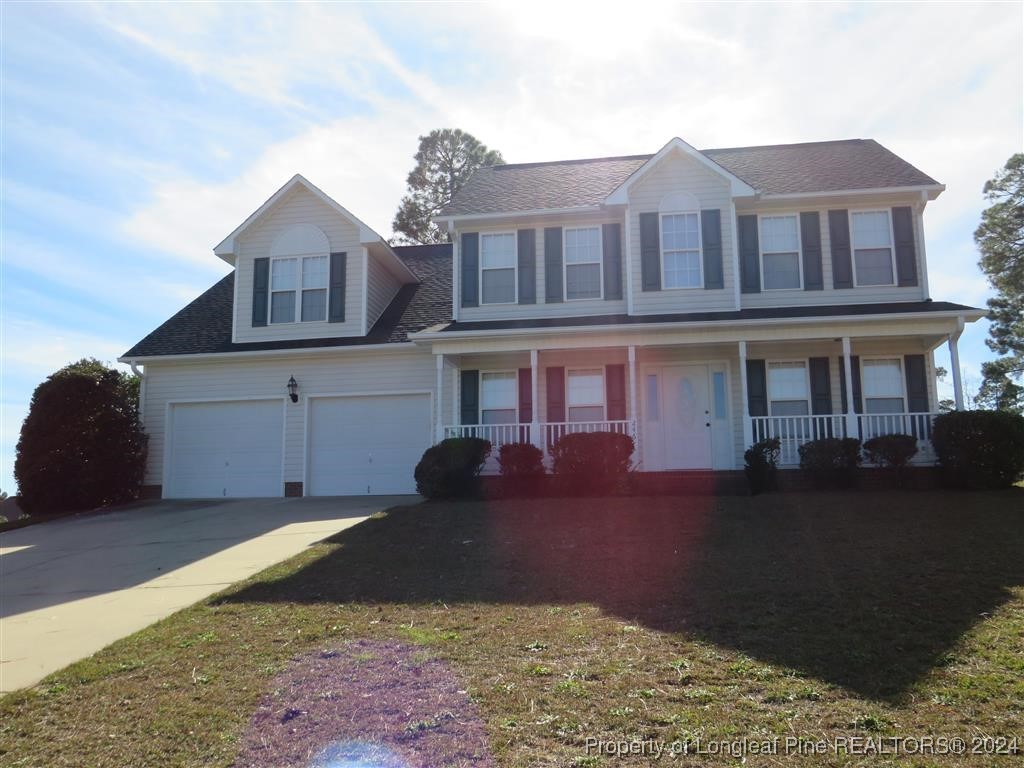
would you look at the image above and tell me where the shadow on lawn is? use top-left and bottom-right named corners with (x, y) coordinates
top-left (220, 491), bottom-right (1024, 700)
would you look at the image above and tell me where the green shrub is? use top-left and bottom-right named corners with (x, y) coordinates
top-left (498, 442), bottom-right (545, 496)
top-left (414, 437), bottom-right (491, 500)
top-left (931, 410), bottom-right (1024, 489)
top-left (550, 431), bottom-right (634, 496)
top-left (15, 359), bottom-right (146, 515)
top-left (798, 437), bottom-right (862, 489)
top-left (744, 437), bottom-right (780, 495)
top-left (863, 434), bottom-right (918, 485)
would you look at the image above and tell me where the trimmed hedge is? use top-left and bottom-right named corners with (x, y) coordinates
top-left (550, 431), bottom-right (634, 496)
top-left (798, 437), bottom-right (862, 489)
top-left (863, 433), bottom-right (918, 485)
top-left (497, 442), bottom-right (545, 496)
top-left (414, 437), bottom-right (491, 499)
top-left (931, 410), bottom-right (1024, 489)
top-left (744, 437), bottom-right (780, 495)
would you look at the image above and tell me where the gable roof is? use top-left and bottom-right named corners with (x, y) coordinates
top-left (440, 139), bottom-right (942, 217)
top-left (213, 174), bottom-right (417, 282)
top-left (121, 244), bottom-right (452, 360)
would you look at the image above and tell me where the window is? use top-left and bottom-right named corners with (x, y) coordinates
top-left (480, 372), bottom-right (517, 424)
top-left (851, 211), bottom-right (895, 286)
top-left (567, 369), bottom-right (605, 422)
top-left (760, 215), bottom-right (801, 290)
top-left (862, 359), bottom-right (905, 414)
top-left (564, 227), bottom-right (602, 300)
top-left (712, 371), bottom-right (727, 420)
top-left (480, 233), bottom-right (516, 304)
top-left (661, 213), bottom-right (702, 288)
top-left (767, 361), bottom-right (810, 416)
top-left (300, 255), bottom-right (328, 321)
top-left (270, 256), bottom-right (328, 323)
top-left (645, 374), bottom-right (659, 421)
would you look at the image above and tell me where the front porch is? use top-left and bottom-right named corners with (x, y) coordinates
top-left (427, 318), bottom-right (968, 473)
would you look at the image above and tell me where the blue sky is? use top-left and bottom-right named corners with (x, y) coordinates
top-left (2, 2), bottom-right (1021, 494)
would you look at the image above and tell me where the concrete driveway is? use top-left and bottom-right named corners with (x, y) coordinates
top-left (0, 496), bottom-right (414, 693)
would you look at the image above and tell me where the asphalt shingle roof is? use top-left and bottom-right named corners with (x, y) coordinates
top-left (122, 244), bottom-right (452, 358)
top-left (442, 139), bottom-right (940, 216)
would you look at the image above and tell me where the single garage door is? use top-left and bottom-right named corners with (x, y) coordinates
top-left (166, 400), bottom-right (284, 498)
top-left (308, 394), bottom-right (431, 495)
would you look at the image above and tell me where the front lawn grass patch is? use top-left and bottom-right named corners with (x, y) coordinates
top-left (2, 491), bottom-right (1022, 766)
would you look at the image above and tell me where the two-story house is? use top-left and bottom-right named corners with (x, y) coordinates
top-left (121, 137), bottom-right (984, 498)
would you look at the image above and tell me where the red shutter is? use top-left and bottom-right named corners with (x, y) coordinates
top-left (606, 364), bottom-right (626, 420)
top-left (518, 368), bottom-right (532, 423)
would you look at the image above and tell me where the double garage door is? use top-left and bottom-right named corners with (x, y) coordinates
top-left (165, 395), bottom-right (430, 498)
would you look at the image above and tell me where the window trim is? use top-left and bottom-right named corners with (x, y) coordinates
top-left (658, 210), bottom-right (704, 291)
top-left (478, 231), bottom-right (519, 306)
top-left (848, 208), bottom-right (898, 288)
top-left (566, 366), bottom-right (607, 421)
top-left (766, 358), bottom-right (813, 417)
top-left (561, 225), bottom-right (604, 302)
top-left (859, 356), bottom-right (908, 413)
top-left (758, 213), bottom-right (803, 291)
top-left (478, 369), bottom-right (519, 424)
top-left (269, 254), bottom-right (329, 325)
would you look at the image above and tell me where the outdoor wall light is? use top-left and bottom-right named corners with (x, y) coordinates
top-left (287, 376), bottom-right (299, 403)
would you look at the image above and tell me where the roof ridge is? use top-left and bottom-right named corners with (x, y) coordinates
top-left (491, 153), bottom-right (653, 170)
top-left (702, 138), bottom-right (868, 154)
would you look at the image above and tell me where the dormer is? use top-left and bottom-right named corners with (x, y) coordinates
top-left (214, 175), bottom-right (418, 343)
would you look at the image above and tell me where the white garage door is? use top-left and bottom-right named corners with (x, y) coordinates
top-left (308, 394), bottom-right (431, 495)
top-left (166, 400), bottom-right (284, 498)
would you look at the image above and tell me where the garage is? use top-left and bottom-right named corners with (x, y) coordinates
top-left (307, 393), bottom-right (431, 495)
top-left (165, 400), bottom-right (284, 498)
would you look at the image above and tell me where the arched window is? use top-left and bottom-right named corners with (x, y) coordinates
top-left (268, 224), bottom-right (330, 323)
top-left (658, 192), bottom-right (702, 289)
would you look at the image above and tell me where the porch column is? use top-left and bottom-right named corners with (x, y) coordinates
top-left (738, 341), bottom-right (753, 448)
top-left (530, 349), bottom-right (543, 450)
top-left (949, 330), bottom-right (964, 410)
top-left (841, 337), bottom-right (857, 438)
top-left (435, 353), bottom-right (445, 443)
top-left (628, 345), bottom-right (639, 465)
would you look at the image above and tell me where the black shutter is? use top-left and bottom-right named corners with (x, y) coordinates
top-left (904, 354), bottom-right (929, 412)
top-left (809, 357), bottom-right (833, 414)
top-left (829, 210), bottom-right (853, 289)
top-left (738, 214), bottom-right (760, 293)
top-left (639, 212), bottom-right (661, 291)
top-left (328, 252), bottom-right (346, 323)
top-left (544, 227), bottom-right (563, 303)
top-left (518, 368), bottom-right (533, 423)
top-left (461, 233), bottom-right (479, 307)
top-left (701, 209), bottom-right (724, 289)
top-left (602, 223), bottom-right (623, 300)
top-left (892, 207), bottom-right (919, 287)
top-left (606, 364), bottom-right (626, 420)
top-left (252, 257), bottom-right (269, 327)
top-left (460, 370), bottom-right (479, 425)
top-left (800, 212), bottom-right (824, 290)
top-left (746, 359), bottom-right (768, 417)
top-left (838, 356), bottom-right (863, 414)
top-left (546, 367), bottom-right (566, 422)
top-left (517, 229), bottom-right (536, 304)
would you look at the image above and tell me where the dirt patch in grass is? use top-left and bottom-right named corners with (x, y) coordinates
top-left (1, 491), bottom-right (1022, 767)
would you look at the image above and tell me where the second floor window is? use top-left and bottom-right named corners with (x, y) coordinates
top-left (768, 361), bottom-right (810, 416)
top-left (480, 233), bottom-right (516, 304)
top-left (661, 213), bottom-right (702, 289)
top-left (270, 256), bottom-right (328, 323)
top-left (851, 211), bottom-right (895, 287)
top-left (760, 215), bottom-right (801, 290)
top-left (564, 227), bottom-right (602, 300)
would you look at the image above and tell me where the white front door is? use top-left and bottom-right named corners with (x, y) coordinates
top-left (662, 365), bottom-right (712, 470)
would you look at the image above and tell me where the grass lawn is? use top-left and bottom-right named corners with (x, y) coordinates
top-left (2, 491), bottom-right (1023, 766)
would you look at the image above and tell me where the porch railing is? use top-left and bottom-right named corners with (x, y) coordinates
top-left (750, 412), bottom-right (942, 466)
top-left (443, 420), bottom-right (637, 471)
